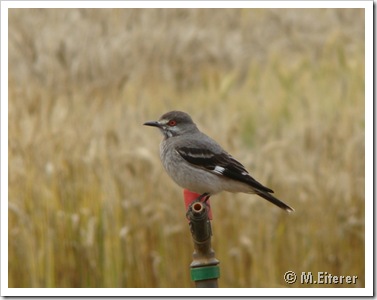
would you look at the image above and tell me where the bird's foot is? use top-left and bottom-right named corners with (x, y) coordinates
top-left (186, 192), bottom-right (212, 221)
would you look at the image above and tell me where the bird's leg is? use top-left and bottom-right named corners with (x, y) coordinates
top-left (196, 192), bottom-right (211, 203)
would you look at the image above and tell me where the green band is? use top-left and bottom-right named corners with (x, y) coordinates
top-left (190, 265), bottom-right (220, 281)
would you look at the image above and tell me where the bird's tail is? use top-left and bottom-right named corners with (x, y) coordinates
top-left (255, 190), bottom-right (294, 213)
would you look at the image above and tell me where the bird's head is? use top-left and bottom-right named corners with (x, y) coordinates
top-left (144, 111), bottom-right (198, 139)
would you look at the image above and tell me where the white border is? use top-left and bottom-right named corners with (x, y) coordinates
top-left (363, 1), bottom-right (373, 296)
top-left (0, 0), bottom-right (9, 297)
top-left (1, 1), bottom-right (372, 9)
top-left (1, 1), bottom-right (373, 297)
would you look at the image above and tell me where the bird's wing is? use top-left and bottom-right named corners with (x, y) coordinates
top-left (176, 146), bottom-right (274, 194)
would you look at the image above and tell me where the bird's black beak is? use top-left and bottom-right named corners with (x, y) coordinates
top-left (143, 120), bottom-right (162, 128)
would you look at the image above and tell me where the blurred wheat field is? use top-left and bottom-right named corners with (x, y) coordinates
top-left (8, 8), bottom-right (365, 288)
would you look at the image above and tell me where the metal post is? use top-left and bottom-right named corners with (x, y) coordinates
top-left (185, 191), bottom-right (220, 288)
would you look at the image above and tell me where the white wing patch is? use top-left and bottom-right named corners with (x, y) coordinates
top-left (178, 150), bottom-right (214, 159)
top-left (186, 151), bottom-right (215, 159)
top-left (213, 166), bottom-right (225, 175)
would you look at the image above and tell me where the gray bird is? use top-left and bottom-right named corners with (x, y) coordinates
top-left (144, 110), bottom-right (294, 212)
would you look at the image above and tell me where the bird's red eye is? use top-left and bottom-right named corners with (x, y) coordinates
top-left (168, 120), bottom-right (177, 126)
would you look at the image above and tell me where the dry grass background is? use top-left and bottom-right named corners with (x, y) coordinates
top-left (8, 8), bottom-right (365, 288)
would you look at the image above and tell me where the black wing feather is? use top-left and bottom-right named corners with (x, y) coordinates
top-left (176, 147), bottom-right (274, 194)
